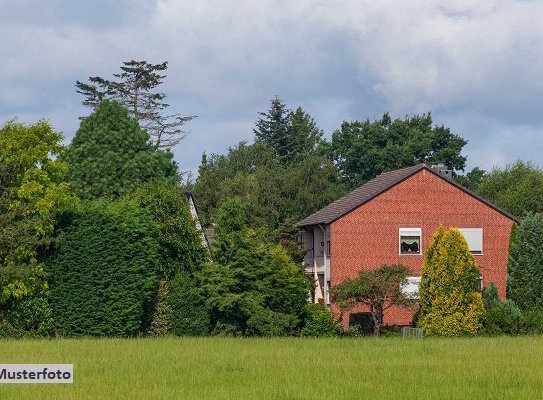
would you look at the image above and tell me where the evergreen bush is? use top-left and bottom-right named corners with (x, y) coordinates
top-left (481, 283), bottom-right (524, 335)
top-left (418, 226), bottom-right (485, 336)
top-left (45, 200), bottom-right (158, 336)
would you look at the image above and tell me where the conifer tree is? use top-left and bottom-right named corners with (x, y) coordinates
top-left (65, 100), bottom-right (177, 200)
top-left (418, 226), bottom-right (485, 336)
top-left (76, 60), bottom-right (195, 149)
top-left (508, 213), bottom-right (543, 310)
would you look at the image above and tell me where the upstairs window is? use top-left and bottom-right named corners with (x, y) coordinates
top-left (458, 228), bottom-right (483, 255)
top-left (399, 228), bottom-right (421, 255)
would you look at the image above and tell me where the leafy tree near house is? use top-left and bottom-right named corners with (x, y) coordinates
top-left (330, 264), bottom-right (414, 337)
top-left (454, 166), bottom-right (486, 191)
top-left (331, 112), bottom-right (467, 187)
top-left (199, 199), bottom-right (310, 336)
top-left (65, 100), bottom-right (177, 200)
top-left (507, 213), bottom-right (543, 311)
top-left (475, 160), bottom-right (543, 218)
top-left (418, 226), bottom-right (485, 336)
top-left (76, 60), bottom-right (195, 149)
top-left (0, 120), bottom-right (76, 309)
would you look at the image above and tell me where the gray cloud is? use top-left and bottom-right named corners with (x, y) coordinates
top-left (1, 0), bottom-right (542, 176)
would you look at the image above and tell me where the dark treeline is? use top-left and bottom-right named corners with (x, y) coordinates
top-left (1, 60), bottom-right (543, 338)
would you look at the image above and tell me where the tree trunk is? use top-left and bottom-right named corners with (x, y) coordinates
top-left (371, 302), bottom-right (384, 337)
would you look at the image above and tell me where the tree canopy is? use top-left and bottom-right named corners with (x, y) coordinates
top-left (0, 120), bottom-right (76, 305)
top-left (331, 112), bottom-right (467, 187)
top-left (65, 100), bottom-right (177, 200)
top-left (474, 160), bottom-right (543, 218)
top-left (418, 226), bottom-right (485, 336)
top-left (330, 264), bottom-right (414, 336)
top-left (192, 99), bottom-right (345, 232)
top-left (76, 60), bottom-right (195, 149)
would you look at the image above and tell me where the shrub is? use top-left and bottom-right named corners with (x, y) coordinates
top-left (302, 303), bottom-right (340, 337)
top-left (45, 200), bottom-right (158, 336)
top-left (4, 294), bottom-right (54, 337)
top-left (524, 309), bottom-right (543, 334)
top-left (168, 273), bottom-right (209, 336)
top-left (481, 282), bottom-right (524, 335)
top-left (418, 226), bottom-right (485, 336)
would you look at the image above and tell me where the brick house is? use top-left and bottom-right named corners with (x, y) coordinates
top-left (296, 164), bottom-right (518, 329)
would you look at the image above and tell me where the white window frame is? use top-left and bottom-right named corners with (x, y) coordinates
top-left (399, 227), bottom-right (422, 256)
top-left (401, 276), bottom-right (421, 299)
top-left (458, 228), bottom-right (483, 256)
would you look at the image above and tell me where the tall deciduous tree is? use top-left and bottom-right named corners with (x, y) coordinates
top-left (0, 120), bottom-right (76, 305)
top-left (330, 264), bottom-right (414, 337)
top-left (65, 100), bottom-right (177, 200)
top-left (507, 213), bottom-right (543, 310)
top-left (475, 160), bottom-right (543, 218)
top-left (76, 60), bottom-right (195, 149)
top-left (331, 113), bottom-right (467, 187)
top-left (418, 226), bottom-right (485, 336)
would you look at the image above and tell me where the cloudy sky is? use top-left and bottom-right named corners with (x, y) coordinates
top-left (1, 0), bottom-right (542, 176)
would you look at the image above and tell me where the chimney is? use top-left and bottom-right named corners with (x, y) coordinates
top-left (429, 163), bottom-right (452, 178)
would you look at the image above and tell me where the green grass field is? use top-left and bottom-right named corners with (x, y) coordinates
top-left (0, 336), bottom-right (541, 399)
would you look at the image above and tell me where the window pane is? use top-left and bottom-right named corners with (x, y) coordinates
top-left (400, 236), bottom-right (420, 254)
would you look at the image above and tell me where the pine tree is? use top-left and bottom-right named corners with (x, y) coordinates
top-left (418, 226), bottom-right (485, 336)
top-left (253, 98), bottom-right (324, 164)
top-left (254, 97), bottom-right (291, 160)
top-left (76, 60), bottom-right (195, 149)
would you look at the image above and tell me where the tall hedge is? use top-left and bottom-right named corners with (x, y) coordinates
top-left (418, 226), bottom-right (485, 336)
top-left (45, 200), bottom-right (159, 336)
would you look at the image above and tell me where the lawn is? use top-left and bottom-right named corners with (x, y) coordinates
top-left (0, 336), bottom-right (541, 399)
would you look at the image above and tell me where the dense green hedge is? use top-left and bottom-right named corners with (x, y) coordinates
top-left (45, 200), bottom-right (159, 336)
top-left (168, 273), bottom-right (210, 336)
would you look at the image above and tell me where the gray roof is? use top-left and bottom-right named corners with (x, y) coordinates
top-left (295, 164), bottom-right (518, 227)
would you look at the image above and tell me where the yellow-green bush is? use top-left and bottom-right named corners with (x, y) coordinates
top-left (418, 226), bottom-right (485, 336)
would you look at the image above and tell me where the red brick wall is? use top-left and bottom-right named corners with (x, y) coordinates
top-left (329, 168), bottom-right (515, 329)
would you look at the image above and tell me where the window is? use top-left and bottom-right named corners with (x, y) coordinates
top-left (399, 228), bottom-right (421, 255)
top-left (326, 240), bottom-right (330, 256)
top-left (401, 276), bottom-right (421, 299)
top-left (458, 228), bottom-right (483, 254)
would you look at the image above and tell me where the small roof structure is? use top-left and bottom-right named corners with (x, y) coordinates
top-left (295, 164), bottom-right (518, 228)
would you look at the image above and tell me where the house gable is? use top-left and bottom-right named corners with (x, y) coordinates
top-left (325, 167), bottom-right (515, 326)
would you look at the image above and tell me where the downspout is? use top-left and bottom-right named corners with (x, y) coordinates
top-left (319, 224), bottom-right (328, 304)
top-left (312, 228), bottom-right (318, 303)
